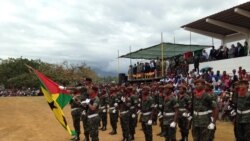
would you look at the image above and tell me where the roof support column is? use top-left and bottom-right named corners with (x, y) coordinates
top-left (247, 32), bottom-right (250, 55)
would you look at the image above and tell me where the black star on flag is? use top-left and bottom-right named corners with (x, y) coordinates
top-left (48, 101), bottom-right (57, 110)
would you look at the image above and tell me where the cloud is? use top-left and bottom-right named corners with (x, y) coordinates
top-left (0, 0), bottom-right (248, 76)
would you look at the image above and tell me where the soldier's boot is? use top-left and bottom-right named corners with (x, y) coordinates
top-left (109, 129), bottom-right (117, 135)
top-left (83, 133), bottom-right (89, 141)
top-left (130, 134), bottom-right (135, 140)
top-left (102, 125), bottom-right (107, 131)
top-left (160, 126), bottom-right (166, 137)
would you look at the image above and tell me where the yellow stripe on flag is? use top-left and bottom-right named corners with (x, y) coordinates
top-left (41, 87), bottom-right (74, 136)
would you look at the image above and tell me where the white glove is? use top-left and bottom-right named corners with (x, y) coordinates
top-left (112, 110), bottom-right (116, 113)
top-left (137, 110), bottom-right (141, 115)
top-left (59, 85), bottom-right (66, 90)
top-left (82, 110), bottom-right (86, 115)
top-left (230, 110), bottom-right (236, 116)
top-left (170, 121), bottom-right (177, 128)
top-left (114, 103), bottom-right (118, 107)
top-left (103, 109), bottom-right (106, 113)
top-left (159, 115), bottom-right (163, 119)
top-left (227, 105), bottom-right (232, 110)
top-left (182, 112), bottom-right (188, 117)
top-left (187, 116), bottom-right (192, 121)
top-left (85, 99), bottom-right (90, 104)
top-left (147, 120), bottom-right (152, 125)
top-left (132, 114), bottom-right (136, 118)
top-left (207, 123), bottom-right (215, 130)
top-left (157, 112), bottom-right (162, 117)
top-left (121, 96), bottom-right (126, 102)
top-left (137, 103), bottom-right (141, 107)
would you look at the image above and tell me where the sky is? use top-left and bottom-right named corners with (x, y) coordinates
top-left (0, 0), bottom-right (248, 76)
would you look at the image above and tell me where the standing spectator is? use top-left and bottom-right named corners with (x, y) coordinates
top-left (128, 65), bottom-right (133, 80)
top-left (238, 67), bottom-right (243, 79)
top-left (150, 60), bottom-right (155, 72)
top-left (238, 42), bottom-right (245, 57)
top-left (244, 41), bottom-right (249, 56)
top-left (216, 46), bottom-right (224, 60)
top-left (223, 46), bottom-right (229, 59)
top-left (241, 69), bottom-right (249, 81)
top-left (193, 55), bottom-right (200, 73)
top-left (228, 44), bottom-right (236, 58)
top-left (231, 69), bottom-right (239, 84)
top-left (133, 64), bottom-right (137, 75)
top-left (202, 50), bottom-right (209, 61)
top-left (209, 46), bottom-right (216, 60)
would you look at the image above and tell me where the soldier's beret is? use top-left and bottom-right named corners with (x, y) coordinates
top-left (142, 86), bottom-right (150, 91)
top-left (205, 82), bottom-right (213, 89)
top-left (194, 78), bottom-right (206, 84)
top-left (178, 84), bottom-right (187, 90)
top-left (237, 80), bottom-right (249, 86)
top-left (91, 86), bottom-right (98, 92)
top-left (164, 84), bottom-right (174, 89)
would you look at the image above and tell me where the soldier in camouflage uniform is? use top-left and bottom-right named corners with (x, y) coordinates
top-left (234, 80), bottom-right (250, 141)
top-left (191, 79), bottom-right (218, 141)
top-left (70, 92), bottom-right (83, 141)
top-left (119, 87), bottom-right (131, 141)
top-left (161, 84), bottom-right (179, 141)
top-left (99, 88), bottom-right (108, 131)
top-left (86, 86), bottom-right (100, 141)
top-left (157, 85), bottom-right (165, 137)
top-left (128, 86), bottom-right (139, 140)
top-left (177, 84), bottom-right (191, 141)
top-left (141, 86), bottom-right (154, 141)
top-left (109, 87), bottom-right (119, 135)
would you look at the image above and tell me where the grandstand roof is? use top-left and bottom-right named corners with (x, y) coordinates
top-left (182, 2), bottom-right (250, 43)
top-left (119, 42), bottom-right (211, 59)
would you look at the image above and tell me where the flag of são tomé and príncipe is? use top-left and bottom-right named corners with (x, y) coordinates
top-left (29, 67), bottom-right (76, 136)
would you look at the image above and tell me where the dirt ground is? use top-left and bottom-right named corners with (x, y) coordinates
top-left (0, 97), bottom-right (234, 141)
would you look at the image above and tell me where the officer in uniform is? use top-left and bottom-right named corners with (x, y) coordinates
top-left (161, 84), bottom-right (179, 141)
top-left (177, 84), bottom-right (191, 141)
top-left (86, 86), bottom-right (100, 141)
top-left (109, 87), bottom-right (119, 135)
top-left (128, 86), bottom-right (139, 140)
top-left (234, 80), bottom-right (250, 141)
top-left (119, 87), bottom-right (131, 141)
top-left (99, 88), bottom-right (108, 131)
top-left (70, 92), bottom-right (83, 141)
top-left (141, 86), bottom-right (154, 141)
top-left (191, 79), bottom-right (218, 141)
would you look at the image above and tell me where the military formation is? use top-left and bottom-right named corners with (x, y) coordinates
top-left (66, 77), bottom-right (250, 141)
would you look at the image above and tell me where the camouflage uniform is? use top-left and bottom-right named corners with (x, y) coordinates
top-left (192, 92), bottom-right (217, 141)
top-left (141, 89), bottom-right (154, 141)
top-left (70, 95), bottom-right (83, 141)
top-left (128, 92), bottom-right (139, 140)
top-left (178, 92), bottom-right (191, 141)
top-left (119, 93), bottom-right (131, 141)
top-left (109, 91), bottom-right (119, 135)
top-left (99, 90), bottom-right (108, 131)
top-left (80, 88), bottom-right (90, 141)
top-left (157, 87), bottom-right (165, 137)
top-left (235, 92), bottom-right (250, 141)
top-left (163, 94), bottom-right (179, 141)
top-left (87, 96), bottom-right (100, 141)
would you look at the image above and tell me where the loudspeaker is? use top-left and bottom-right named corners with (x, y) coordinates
top-left (118, 73), bottom-right (127, 84)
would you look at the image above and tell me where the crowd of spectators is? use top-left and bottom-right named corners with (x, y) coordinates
top-left (0, 88), bottom-right (41, 97)
top-left (202, 41), bottom-right (249, 62)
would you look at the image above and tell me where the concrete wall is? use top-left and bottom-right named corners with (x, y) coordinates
top-left (189, 56), bottom-right (250, 74)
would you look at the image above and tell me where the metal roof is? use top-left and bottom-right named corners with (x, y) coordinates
top-left (182, 2), bottom-right (250, 42)
top-left (119, 42), bottom-right (211, 59)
